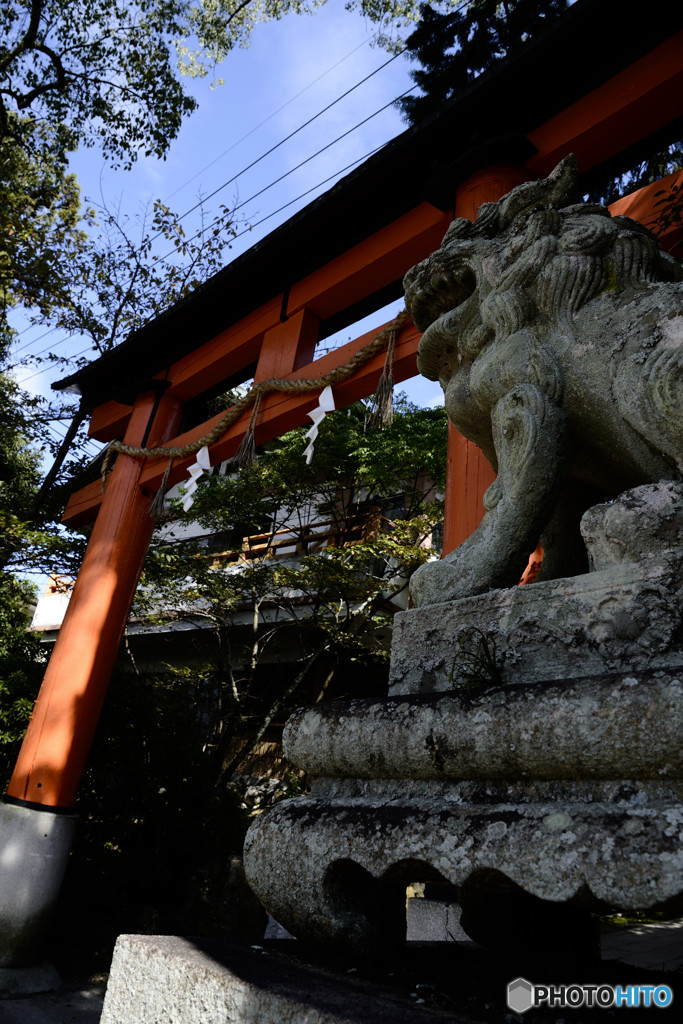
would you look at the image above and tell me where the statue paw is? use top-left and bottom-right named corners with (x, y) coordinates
top-left (410, 553), bottom-right (492, 607)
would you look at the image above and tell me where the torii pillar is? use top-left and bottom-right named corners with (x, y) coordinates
top-left (0, 164), bottom-right (534, 979)
top-left (441, 163), bottom-right (533, 555)
top-left (0, 387), bottom-right (183, 974)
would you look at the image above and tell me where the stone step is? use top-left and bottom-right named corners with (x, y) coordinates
top-left (99, 935), bottom-right (481, 1024)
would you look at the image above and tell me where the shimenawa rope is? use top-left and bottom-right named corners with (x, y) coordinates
top-left (101, 308), bottom-right (410, 507)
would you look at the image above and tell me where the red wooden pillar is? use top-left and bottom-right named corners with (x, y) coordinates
top-left (254, 307), bottom-right (319, 382)
top-left (441, 164), bottom-right (535, 555)
top-left (6, 388), bottom-right (184, 809)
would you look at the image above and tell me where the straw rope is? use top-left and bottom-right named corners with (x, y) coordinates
top-left (100, 308), bottom-right (411, 486)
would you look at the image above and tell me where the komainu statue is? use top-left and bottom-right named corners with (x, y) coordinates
top-left (404, 155), bottom-right (683, 605)
top-left (244, 160), bottom-right (683, 955)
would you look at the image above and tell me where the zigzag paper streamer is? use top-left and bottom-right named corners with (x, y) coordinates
top-left (303, 386), bottom-right (335, 465)
top-left (181, 445), bottom-right (212, 512)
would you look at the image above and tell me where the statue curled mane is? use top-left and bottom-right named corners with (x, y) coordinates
top-left (403, 155), bottom-right (683, 606)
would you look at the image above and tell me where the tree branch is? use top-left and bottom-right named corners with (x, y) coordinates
top-left (225, 0), bottom-right (255, 28)
top-left (218, 647), bottom-right (325, 781)
top-left (29, 405), bottom-right (86, 517)
top-left (0, 0), bottom-right (44, 75)
top-left (34, 40), bottom-right (66, 91)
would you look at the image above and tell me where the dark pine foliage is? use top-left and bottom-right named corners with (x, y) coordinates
top-left (399, 1), bottom-right (682, 203)
top-left (398, 0), bottom-right (569, 125)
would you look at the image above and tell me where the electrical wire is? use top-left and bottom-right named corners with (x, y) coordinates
top-left (153, 84), bottom-right (416, 265)
top-left (164, 36), bottom-right (372, 203)
top-left (41, 417), bottom-right (99, 457)
top-left (167, 0), bottom-right (476, 218)
top-left (13, 331), bottom-right (106, 365)
top-left (235, 142), bottom-right (386, 235)
top-left (7, 45), bottom-right (408, 358)
top-left (16, 346), bottom-right (93, 385)
top-left (45, 413), bottom-right (101, 453)
top-left (8, 0), bottom-right (476, 370)
top-left (12, 323), bottom-right (66, 354)
top-left (11, 328), bottom-right (72, 358)
top-left (166, 47), bottom-right (407, 232)
top-left (12, 79), bottom-right (415, 373)
top-left (14, 143), bottom-right (385, 382)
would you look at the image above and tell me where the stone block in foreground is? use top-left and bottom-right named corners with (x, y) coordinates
top-left (99, 935), bottom-right (470, 1024)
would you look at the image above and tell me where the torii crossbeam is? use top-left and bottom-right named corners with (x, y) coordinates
top-left (1, 0), bottom-right (681, 973)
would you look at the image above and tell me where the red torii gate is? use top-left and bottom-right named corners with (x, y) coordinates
top-left (7, 29), bottom-right (683, 812)
top-left (1, 0), bottom-right (682, 972)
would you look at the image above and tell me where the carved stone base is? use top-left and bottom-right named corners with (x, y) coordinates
top-left (244, 485), bottom-right (682, 955)
top-left (243, 668), bottom-right (683, 954)
top-left (244, 775), bottom-right (682, 955)
top-left (389, 558), bottom-right (682, 694)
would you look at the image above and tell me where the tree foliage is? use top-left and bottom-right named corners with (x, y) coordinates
top-left (398, 0), bottom-right (569, 124)
top-left (0, 186), bottom-right (241, 588)
top-left (0, 575), bottom-right (44, 781)
top-left (137, 397), bottom-right (447, 777)
top-left (398, 1), bottom-right (682, 202)
top-left (0, 120), bottom-right (85, 342)
top-left (1, 400), bottom-right (447, 962)
top-left (35, 195), bottom-right (239, 362)
top-left (0, 356), bottom-right (84, 575)
top-left (586, 145), bottom-right (683, 207)
top-left (0, 0), bottom-right (446, 960)
top-left (0, 0), bottom-right (431, 167)
top-left (1, 0), bottom-right (196, 165)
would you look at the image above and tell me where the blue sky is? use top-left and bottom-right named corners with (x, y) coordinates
top-left (11, 0), bottom-right (444, 461)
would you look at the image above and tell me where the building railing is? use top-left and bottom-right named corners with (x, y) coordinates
top-left (208, 512), bottom-right (395, 565)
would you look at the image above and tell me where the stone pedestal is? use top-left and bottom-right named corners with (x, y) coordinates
top-left (244, 485), bottom-right (683, 955)
top-left (0, 802), bottom-right (76, 983)
top-left (245, 670), bottom-right (683, 953)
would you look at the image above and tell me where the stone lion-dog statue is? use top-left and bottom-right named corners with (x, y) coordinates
top-left (403, 155), bottom-right (682, 605)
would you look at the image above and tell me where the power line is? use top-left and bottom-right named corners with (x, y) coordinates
top-left (9, 47), bottom-right (409, 362)
top-left (15, 348), bottom-right (92, 385)
top-left (14, 79), bottom-right (414, 373)
top-left (166, 47), bottom-right (407, 233)
top-left (164, 37), bottom-right (372, 204)
top-left (11, 324), bottom-right (64, 355)
top-left (12, 329), bottom-right (104, 366)
top-left (39, 412), bottom-right (101, 454)
top-left (233, 87), bottom-right (416, 215)
top-left (16, 75), bottom-right (414, 380)
top-left (41, 418), bottom-right (83, 450)
top-left (7, 0), bottom-right (479, 372)
top-left (154, 84), bottom-right (416, 265)
top-left (8, 41), bottom-right (384, 352)
top-left (14, 143), bottom-right (387, 381)
top-left (11, 328), bottom-right (72, 359)
top-left (239, 142), bottom-right (386, 234)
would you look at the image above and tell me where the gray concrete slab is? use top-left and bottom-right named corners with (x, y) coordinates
top-left (406, 898), bottom-right (471, 943)
top-left (2, 918), bottom-right (682, 1023)
top-left (0, 980), bottom-right (105, 1023)
top-left (602, 918), bottom-right (683, 973)
top-left (99, 934), bottom-right (486, 1024)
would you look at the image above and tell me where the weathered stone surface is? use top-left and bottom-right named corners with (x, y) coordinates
top-left (388, 558), bottom-right (682, 694)
top-left (581, 480), bottom-right (683, 569)
top-left (284, 669), bottom-right (683, 780)
top-left (0, 803), bottom-right (77, 971)
top-left (406, 899), bottom-right (470, 943)
top-left (402, 155), bottom-right (683, 605)
top-left (100, 935), bottom-right (468, 1024)
top-left (244, 166), bottom-right (683, 959)
top-left (246, 660), bottom-right (683, 951)
top-left (244, 778), bottom-right (683, 953)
